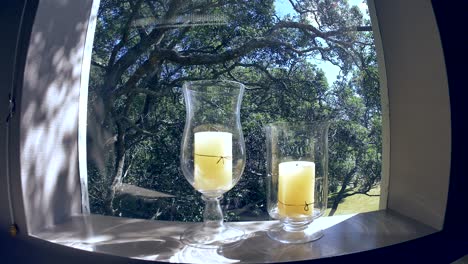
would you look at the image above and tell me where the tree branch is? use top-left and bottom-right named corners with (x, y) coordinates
top-left (91, 60), bottom-right (107, 69)
top-left (108, 0), bottom-right (144, 67)
top-left (104, 0), bottom-right (184, 94)
top-left (119, 115), bottom-right (160, 137)
top-left (344, 191), bottom-right (380, 198)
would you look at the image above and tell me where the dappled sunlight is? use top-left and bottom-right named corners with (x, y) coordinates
top-left (317, 213), bottom-right (357, 229)
top-left (32, 212), bottom-right (430, 263)
top-left (231, 213), bottom-right (357, 234)
top-left (81, 234), bottom-right (114, 244)
top-left (32, 211), bottom-right (436, 262)
top-left (172, 246), bottom-right (240, 264)
top-left (20, 0), bottom-right (94, 233)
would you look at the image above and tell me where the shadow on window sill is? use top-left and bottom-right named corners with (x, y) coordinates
top-left (32, 210), bottom-right (436, 263)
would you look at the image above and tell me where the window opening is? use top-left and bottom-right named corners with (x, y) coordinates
top-left (85, 0), bottom-right (383, 222)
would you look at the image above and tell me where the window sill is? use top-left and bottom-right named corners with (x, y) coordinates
top-left (32, 210), bottom-right (436, 263)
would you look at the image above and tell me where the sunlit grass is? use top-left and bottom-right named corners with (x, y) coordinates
top-left (325, 186), bottom-right (381, 216)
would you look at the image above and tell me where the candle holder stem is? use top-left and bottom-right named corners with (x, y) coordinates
top-left (202, 195), bottom-right (224, 228)
top-left (180, 194), bottom-right (245, 248)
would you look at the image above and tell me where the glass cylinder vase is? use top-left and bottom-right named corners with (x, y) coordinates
top-left (180, 80), bottom-right (246, 248)
top-left (265, 121), bottom-right (330, 243)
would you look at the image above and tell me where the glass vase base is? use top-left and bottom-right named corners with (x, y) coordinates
top-left (181, 224), bottom-right (245, 249)
top-left (267, 223), bottom-right (324, 244)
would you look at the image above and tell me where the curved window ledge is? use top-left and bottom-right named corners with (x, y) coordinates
top-left (33, 210), bottom-right (436, 263)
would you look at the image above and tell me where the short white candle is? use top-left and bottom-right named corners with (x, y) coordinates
top-left (278, 161), bottom-right (315, 217)
top-left (194, 131), bottom-right (232, 191)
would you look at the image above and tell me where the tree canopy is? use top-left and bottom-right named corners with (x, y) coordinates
top-left (87, 0), bottom-right (382, 221)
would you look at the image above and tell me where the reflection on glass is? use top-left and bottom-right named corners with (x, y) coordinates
top-left (265, 121), bottom-right (330, 243)
top-left (86, 0), bottom-right (381, 223)
top-left (180, 80), bottom-right (246, 248)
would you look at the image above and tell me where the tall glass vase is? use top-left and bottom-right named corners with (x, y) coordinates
top-left (265, 121), bottom-right (330, 243)
top-left (180, 80), bottom-right (246, 248)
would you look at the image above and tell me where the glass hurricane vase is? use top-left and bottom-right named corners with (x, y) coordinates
top-left (180, 80), bottom-right (246, 248)
top-left (265, 121), bottom-right (330, 243)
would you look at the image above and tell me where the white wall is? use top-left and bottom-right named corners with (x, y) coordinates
top-left (17, 0), bottom-right (95, 233)
top-left (374, 0), bottom-right (450, 230)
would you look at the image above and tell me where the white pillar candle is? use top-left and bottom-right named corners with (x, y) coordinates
top-left (194, 131), bottom-right (232, 191)
top-left (278, 161), bottom-right (315, 217)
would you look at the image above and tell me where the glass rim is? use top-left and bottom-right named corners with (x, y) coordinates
top-left (182, 79), bottom-right (245, 94)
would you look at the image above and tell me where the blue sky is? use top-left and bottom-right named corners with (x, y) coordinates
top-left (274, 0), bottom-right (369, 84)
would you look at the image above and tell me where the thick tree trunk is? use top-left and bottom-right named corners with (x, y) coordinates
top-left (103, 123), bottom-right (126, 215)
top-left (104, 152), bottom-right (125, 215)
top-left (328, 198), bottom-right (340, 216)
top-left (328, 166), bottom-right (357, 216)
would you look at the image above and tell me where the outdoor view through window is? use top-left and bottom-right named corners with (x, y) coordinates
top-left (86, 0), bottom-right (382, 222)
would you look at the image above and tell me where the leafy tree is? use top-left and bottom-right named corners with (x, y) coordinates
top-left (87, 0), bottom-right (381, 221)
top-left (327, 39), bottom-right (381, 216)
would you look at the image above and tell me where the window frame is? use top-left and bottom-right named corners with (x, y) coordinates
top-left (1, 0), bottom-right (463, 262)
top-left (80, 0), bottom-right (391, 223)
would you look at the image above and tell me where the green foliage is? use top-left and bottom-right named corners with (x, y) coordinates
top-left (87, 0), bottom-right (382, 221)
